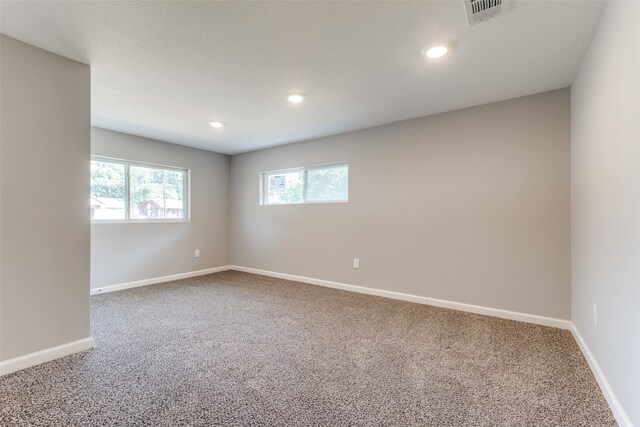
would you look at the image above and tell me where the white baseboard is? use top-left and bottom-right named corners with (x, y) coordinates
top-left (229, 266), bottom-right (571, 329)
top-left (231, 265), bottom-right (427, 304)
top-left (90, 265), bottom-right (232, 295)
top-left (0, 337), bottom-right (94, 376)
top-left (570, 325), bottom-right (632, 427)
top-left (424, 297), bottom-right (571, 329)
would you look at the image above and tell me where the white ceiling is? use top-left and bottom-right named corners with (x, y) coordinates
top-left (0, 1), bottom-right (604, 155)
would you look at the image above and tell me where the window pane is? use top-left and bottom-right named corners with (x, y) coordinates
top-left (164, 170), bottom-right (185, 219)
top-left (267, 171), bottom-right (303, 204)
top-left (129, 165), bottom-right (185, 219)
top-left (305, 164), bottom-right (348, 202)
top-left (90, 160), bottom-right (125, 220)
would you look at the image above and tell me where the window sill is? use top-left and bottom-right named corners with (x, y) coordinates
top-left (91, 219), bottom-right (190, 224)
top-left (260, 200), bottom-right (348, 206)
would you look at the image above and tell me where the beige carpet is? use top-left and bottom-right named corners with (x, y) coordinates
top-left (0, 271), bottom-right (616, 426)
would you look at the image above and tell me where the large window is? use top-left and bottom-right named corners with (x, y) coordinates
top-left (261, 162), bottom-right (348, 205)
top-left (91, 157), bottom-right (188, 222)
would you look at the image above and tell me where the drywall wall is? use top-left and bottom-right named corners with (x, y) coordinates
top-left (0, 35), bottom-right (91, 361)
top-left (91, 127), bottom-right (230, 289)
top-left (231, 89), bottom-right (571, 319)
top-left (571, 2), bottom-right (640, 425)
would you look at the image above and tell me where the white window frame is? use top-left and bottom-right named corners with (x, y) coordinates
top-left (260, 162), bottom-right (349, 205)
top-left (91, 156), bottom-right (190, 224)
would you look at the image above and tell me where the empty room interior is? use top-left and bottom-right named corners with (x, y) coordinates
top-left (0, 1), bottom-right (638, 425)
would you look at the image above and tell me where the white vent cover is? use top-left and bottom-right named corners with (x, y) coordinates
top-left (464, 0), bottom-right (508, 26)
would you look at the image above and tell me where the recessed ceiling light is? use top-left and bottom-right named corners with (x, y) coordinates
top-left (424, 45), bottom-right (448, 59)
top-left (287, 93), bottom-right (306, 104)
top-left (208, 121), bottom-right (224, 128)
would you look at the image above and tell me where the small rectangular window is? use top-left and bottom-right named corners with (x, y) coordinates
top-left (91, 156), bottom-right (189, 222)
top-left (261, 162), bottom-right (348, 205)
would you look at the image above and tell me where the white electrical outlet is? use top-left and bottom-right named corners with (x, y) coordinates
top-left (353, 258), bottom-right (360, 269)
top-left (195, 249), bottom-right (200, 258)
top-left (592, 304), bottom-right (598, 326)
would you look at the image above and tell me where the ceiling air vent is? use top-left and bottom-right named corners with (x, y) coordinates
top-left (464, 0), bottom-right (508, 26)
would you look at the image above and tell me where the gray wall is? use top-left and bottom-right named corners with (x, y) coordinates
top-left (571, 2), bottom-right (640, 424)
top-left (91, 127), bottom-right (230, 289)
top-left (231, 89), bottom-right (571, 319)
top-left (0, 35), bottom-right (91, 360)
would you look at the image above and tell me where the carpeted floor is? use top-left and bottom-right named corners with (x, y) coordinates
top-left (0, 271), bottom-right (616, 426)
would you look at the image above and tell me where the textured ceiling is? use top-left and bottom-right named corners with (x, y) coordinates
top-left (0, 1), bottom-right (604, 154)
